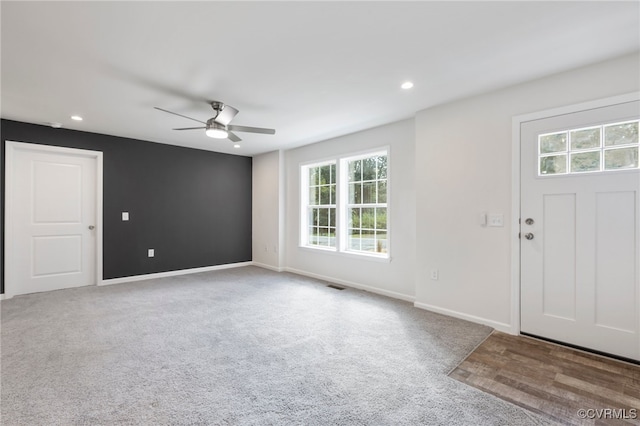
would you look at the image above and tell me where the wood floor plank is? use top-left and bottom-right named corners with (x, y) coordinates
top-left (450, 331), bottom-right (640, 426)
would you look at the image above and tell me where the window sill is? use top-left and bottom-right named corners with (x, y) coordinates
top-left (299, 245), bottom-right (391, 263)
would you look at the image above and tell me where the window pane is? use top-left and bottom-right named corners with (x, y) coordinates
top-left (308, 227), bottom-right (317, 245)
top-left (319, 227), bottom-right (330, 248)
top-left (605, 122), bottom-right (638, 146)
top-left (362, 182), bottom-right (376, 204)
top-left (539, 132), bottom-right (567, 154)
top-left (377, 181), bottom-right (387, 203)
top-left (330, 163), bottom-right (336, 184)
top-left (310, 208), bottom-right (319, 226)
top-left (309, 167), bottom-right (319, 186)
top-left (320, 186), bottom-right (330, 205)
top-left (349, 183), bottom-right (361, 204)
top-left (375, 208), bottom-right (387, 230)
top-left (329, 208), bottom-right (335, 227)
top-left (605, 147), bottom-right (639, 170)
top-left (571, 151), bottom-right (600, 173)
top-left (377, 156), bottom-right (388, 179)
top-left (328, 227), bottom-right (336, 247)
top-left (362, 157), bottom-right (376, 181)
top-left (360, 230), bottom-right (375, 252)
top-left (349, 208), bottom-right (361, 228)
top-left (319, 208), bottom-right (329, 226)
top-left (348, 229), bottom-right (361, 250)
top-left (362, 208), bottom-right (375, 230)
top-left (309, 186), bottom-right (318, 205)
top-left (320, 165), bottom-right (331, 184)
top-left (375, 231), bottom-right (387, 253)
top-left (330, 185), bottom-right (336, 204)
top-left (540, 155), bottom-right (567, 175)
top-left (571, 128), bottom-right (600, 150)
top-left (349, 160), bottom-right (362, 182)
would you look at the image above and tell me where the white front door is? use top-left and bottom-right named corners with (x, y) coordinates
top-left (520, 100), bottom-right (640, 361)
top-left (5, 142), bottom-right (102, 297)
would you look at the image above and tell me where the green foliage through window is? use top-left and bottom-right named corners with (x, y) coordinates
top-left (302, 151), bottom-right (388, 256)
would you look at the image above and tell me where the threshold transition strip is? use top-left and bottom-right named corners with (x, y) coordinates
top-left (449, 331), bottom-right (640, 425)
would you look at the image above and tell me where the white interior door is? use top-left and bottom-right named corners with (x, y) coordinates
top-left (5, 142), bottom-right (101, 297)
top-left (520, 100), bottom-right (640, 361)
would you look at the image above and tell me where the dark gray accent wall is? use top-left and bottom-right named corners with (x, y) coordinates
top-left (1, 119), bottom-right (252, 293)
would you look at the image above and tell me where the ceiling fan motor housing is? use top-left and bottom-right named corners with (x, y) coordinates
top-left (206, 118), bottom-right (226, 131)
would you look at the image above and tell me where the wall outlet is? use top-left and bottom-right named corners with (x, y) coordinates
top-left (122, 212), bottom-right (129, 221)
top-left (148, 249), bottom-right (155, 258)
top-left (430, 269), bottom-right (439, 280)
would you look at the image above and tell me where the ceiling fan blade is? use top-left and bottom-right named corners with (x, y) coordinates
top-left (227, 131), bottom-right (242, 142)
top-left (154, 107), bottom-right (206, 124)
top-left (173, 127), bottom-right (206, 130)
top-left (227, 124), bottom-right (276, 135)
top-left (213, 104), bottom-right (239, 126)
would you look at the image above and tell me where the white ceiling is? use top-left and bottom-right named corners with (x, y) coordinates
top-left (2, 1), bottom-right (639, 156)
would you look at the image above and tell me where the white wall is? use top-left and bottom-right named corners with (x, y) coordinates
top-left (252, 150), bottom-right (284, 271)
top-left (414, 52), bottom-right (640, 331)
top-left (284, 119), bottom-right (416, 301)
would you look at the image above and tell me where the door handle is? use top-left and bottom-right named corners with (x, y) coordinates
top-left (88, 225), bottom-right (95, 230)
top-left (524, 233), bottom-right (534, 240)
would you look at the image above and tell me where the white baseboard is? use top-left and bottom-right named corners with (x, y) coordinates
top-left (414, 302), bottom-right (513, 334)
top-left (100, 261), bottom-right (253, 286)
top-left (284, 267), bottom-right (415, 303)
top-left (252, 262), bottom-right (285, 272)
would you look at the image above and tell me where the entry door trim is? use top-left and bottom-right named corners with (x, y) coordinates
top-left (510, 92), bottom-right (640, 336)
top-left (4, 141), bottom-right (104, 299)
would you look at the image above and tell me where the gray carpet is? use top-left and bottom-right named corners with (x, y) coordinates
top-left (1, 266), bottom-right (553, 425)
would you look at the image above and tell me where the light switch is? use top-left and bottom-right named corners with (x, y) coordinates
top-left (478, 212), bottom-right (487, 227)
top-left (488, 213), bottom-right (504, 227)
top-left (122, 212), bottom-right (129, 221)
top-left (148, 249), bottom-right (154, 257)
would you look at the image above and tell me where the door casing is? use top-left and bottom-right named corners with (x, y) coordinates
top-left (510, 92), bottom-right (640, 336)
top-left (4, 141), bottom-right (103, 299)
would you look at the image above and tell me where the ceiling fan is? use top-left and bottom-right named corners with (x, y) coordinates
top-left (154, 101), bottom-right (275, 142)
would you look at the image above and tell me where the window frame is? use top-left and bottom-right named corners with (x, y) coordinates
top-left (300, 147), bottom-right (390, 260)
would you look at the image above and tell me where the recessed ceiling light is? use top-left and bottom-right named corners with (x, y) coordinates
top-left (233, 144), bottom-right (241, 149)
top-left (71, 115), bottom-right (83, 121)
top-left (401, 81), bottom-right (414, 90)
top-left (49, 122), bottom-right (63, 128)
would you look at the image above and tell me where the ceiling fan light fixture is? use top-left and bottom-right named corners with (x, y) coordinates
top-left (205, 121), bottom-right (228, 139)
top-left (206, 128), bottom-right (228, 139)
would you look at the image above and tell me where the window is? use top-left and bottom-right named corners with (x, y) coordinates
top-left (538, 119), bottom-right (639, 176)
top-left (305, 162), bottom-right (336, 248)
top-left (301, 149), bottom-right (388, 258)
top-left (346, 154), bottom-right (387, 254)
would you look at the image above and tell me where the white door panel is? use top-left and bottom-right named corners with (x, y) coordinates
top-left (6, 142), bottom-right (100, 296)
top-left (520, 100), bottom-right (640, 360)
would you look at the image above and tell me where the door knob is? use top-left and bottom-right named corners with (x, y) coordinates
top-left (524, 233), bottom-right (534, 240)
top-left (88, 225), bottom-right (95, 230)
top-left (525, 218), bottom-right (534, 225)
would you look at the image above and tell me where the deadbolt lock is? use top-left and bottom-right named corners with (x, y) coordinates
top-left (525, 218), bottom-right (534, 225)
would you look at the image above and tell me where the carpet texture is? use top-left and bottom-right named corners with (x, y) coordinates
top-left (1, 266), bottom-right (552, 425)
